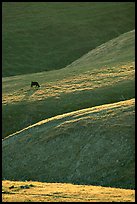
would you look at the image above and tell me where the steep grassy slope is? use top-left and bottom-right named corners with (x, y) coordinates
top-left (2, 180), bottom-right (135, 202)
top-left (2, 30), bottom-right (135, 138)
top-left (66, 30), bottom-right (135, 70)
top-left (2, 2), bottom-right (135, 76)
top-left (2, 99), bottom-right (135, 189)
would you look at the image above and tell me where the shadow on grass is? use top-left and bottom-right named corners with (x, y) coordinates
top-left (22, 87), bottom-right (40, 101)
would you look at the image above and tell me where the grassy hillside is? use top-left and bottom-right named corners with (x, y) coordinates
top-left (2, 2), bottom-right (135, 77)
top-left (2, 30), bottom-right (135, 138)
top-left (2, 99), bottom-right (135, 189)
top-left (66, 30), bottom-right (135, 70)
top-left (2, 180), bottom-right (135, 202)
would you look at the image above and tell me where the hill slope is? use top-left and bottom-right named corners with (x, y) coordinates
top-left (2, 30), bottom-right (135, 138)
top-left (66, 30), bottom-right (135, 70)
top-left (2, 2), bottom-right (135, 76)
top-left (2, 99), bottom-right (135, 189)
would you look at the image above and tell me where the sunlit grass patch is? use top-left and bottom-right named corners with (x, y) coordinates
top-left (2, 180), bottom-right (135, 202)
top-left (2, 62), bottom-right (135, 104)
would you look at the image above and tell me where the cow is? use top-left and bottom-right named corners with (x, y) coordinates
top-left (31, 81), bottom-right (40, 88)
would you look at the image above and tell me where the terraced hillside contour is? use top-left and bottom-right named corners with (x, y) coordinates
top-left (2, 99), bottom-right (135, 189)
top-left (2, 2), bottom-right (135, 76)
top-left (2, 30), bottom-right (135, 138)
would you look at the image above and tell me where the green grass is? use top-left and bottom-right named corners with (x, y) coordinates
top-left (66, 30), bottom-right (135, 71)
top-left (2, 99), bottom-right (135, 189)
top-left (2, 30), bottom-right (135, 138)
top-left (2, 2), bottom-right (135, 76)
top-left (2, 180), bottom-right (135, 202)
top-left (2, 3), bottom-right (135, 199)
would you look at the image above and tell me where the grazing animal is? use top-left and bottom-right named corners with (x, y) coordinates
top-left (31, 81), bottom-right (40, 88)
top-left (9, 185), bottom-right (14, 189)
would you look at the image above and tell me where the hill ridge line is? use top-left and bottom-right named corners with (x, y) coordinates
top-left (65, 29), bottom-right (135, 69)
top-left (2, 29), bottom-right (135, 79)
top-left (3, 98), bottom-right (135, 141)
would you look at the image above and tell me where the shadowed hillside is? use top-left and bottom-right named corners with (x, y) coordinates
top-left (2, 2), bottom-right (135, 76)
top-left (2, 30), bottom-right (135, 138)
top-left (2, 3), bottom-right (135, 201)
top-left (2, 99), bottom-right (135, 189)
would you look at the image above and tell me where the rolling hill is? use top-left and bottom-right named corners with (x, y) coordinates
top-left (2, 2), bottom-right (135, 77)
top-left (2, 30), bottom-right (135, 138)
top-left (2, 99), bottom-right (135, 189)
top-left (2, 3), bottom-right (135, 201)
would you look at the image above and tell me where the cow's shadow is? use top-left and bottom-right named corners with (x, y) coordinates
top-left (22, 87), bottom-right (39, 101)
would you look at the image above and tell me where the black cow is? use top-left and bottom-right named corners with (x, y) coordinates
top-left (31, 81), bottom-right (40, 88)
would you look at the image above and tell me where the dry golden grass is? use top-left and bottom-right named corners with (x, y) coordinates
top-left (2, 180), bottom-right (135, 202)
top-left (2, 62), bottom-right (135, 104)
